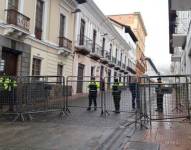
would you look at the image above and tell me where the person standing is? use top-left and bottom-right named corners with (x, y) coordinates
top-left (156, 77), bottom-right (164, 112)
top-left (112, 78), bottom-right (121, 113)
top-left (129, 77), bottom-right (140, 110)
top-left (87, 77), bottom-right (99, 111)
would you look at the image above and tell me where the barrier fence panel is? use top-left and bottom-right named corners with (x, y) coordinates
top-left (66, 76), bottom-right (103, 112)
top-left (0, 76), bottom-right (66, 120)
top-left (103, 76), bottom-right (137, 113)
top-left (140, 75), bottom-right (191, 124)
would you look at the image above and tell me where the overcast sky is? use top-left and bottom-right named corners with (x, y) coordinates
top-left (93, 0), bottom-right (171, 74)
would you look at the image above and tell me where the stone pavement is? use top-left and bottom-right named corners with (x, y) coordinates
top-left (123, 120), bottom-right (191, 150)
top-left (0, 107), bottom-right (136, 150)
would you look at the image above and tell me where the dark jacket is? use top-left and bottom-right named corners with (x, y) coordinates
top-left (129, 82), bottom-right (139, 97)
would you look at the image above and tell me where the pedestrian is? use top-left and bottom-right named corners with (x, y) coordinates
top-left (112, 78), bottom-right (121, 113)
top-left (87, 77), bottom-right (99, 111)
top-left (129, 77), bottom-right (140, 110)
top-left (155, 77), bottom-right (164, 112)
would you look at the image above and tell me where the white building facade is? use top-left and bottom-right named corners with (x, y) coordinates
top-left (72, 0), bottom-right (132, 94)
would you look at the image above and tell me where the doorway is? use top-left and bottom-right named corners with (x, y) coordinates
top-left (1, 48), bottom-right (18, 76)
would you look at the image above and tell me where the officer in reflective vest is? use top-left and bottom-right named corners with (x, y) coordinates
top-left (87, 77), bottom-right (99, 111)
top-left (0, 76), bottom-right (17, 91)
top-left (112, 78), bottom-right (121, 113)
top-left (0, 76), bottom-right (17, 112)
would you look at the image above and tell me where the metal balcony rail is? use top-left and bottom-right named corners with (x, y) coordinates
top-left (6, 9), bottom-right (30, 31)
top-left (117, 60), bottom-right (121, 66)
top-left (59, 37), bottom-right (72, 50)
top-left (122, 64), bottom-right (126, 69)
top-left (112, 57), bottom-right (116, 64)
top-left (78, 35), bottom-right (92, 50)
top-left (92, 43), bottom-right (102, 56)
top-left (105, 52), bottom-right (111, 60)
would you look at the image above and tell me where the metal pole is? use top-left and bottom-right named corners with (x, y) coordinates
top-left (148, 77), bottom-right (152, 127)
top-left (186, 76), bottom-right (191, 120)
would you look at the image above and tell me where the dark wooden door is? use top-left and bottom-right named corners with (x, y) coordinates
top-left (77, 63), bottom-right (84, 93)
top-left (2, 50), bottom-right (18, 76)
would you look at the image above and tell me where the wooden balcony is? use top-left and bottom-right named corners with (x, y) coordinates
top-left (6, 9), bottom-right (30, 31)
top-left (59, 37), bottom-right (72, 51)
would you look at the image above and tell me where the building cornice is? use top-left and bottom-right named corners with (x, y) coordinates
top-left (79, 0), bottom-right (131, 50)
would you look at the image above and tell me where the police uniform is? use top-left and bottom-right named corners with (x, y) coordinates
top-left (112, 79), bottom-right (121, 113)
top-left (87, 79), bottom-right (99, 111)
top-left (0, 76), bottom-right (17, 112)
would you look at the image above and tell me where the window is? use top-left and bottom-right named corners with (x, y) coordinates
top-left (91, 66), bottom-right (95, 77)
top-left (57, 64), bottom-right (63, 83)
top-left (92, 29), bottom-right (97, 52)
top-left (115, 49), bottom-right (118, 63)
top-left (59, 14), bottom-right (65, 37)
top-left (35, 0), bottom-right (44, 40)
top-left (102, 37), bottom-right (105, 56)
top-left (109, 44), bottom-right (112, 60)
top-left (8, 0), bottom-right (19, 9)
top-left (79, 19), bottom-right (85, 45)
top-left (32, 58), bottom-right (41, 76)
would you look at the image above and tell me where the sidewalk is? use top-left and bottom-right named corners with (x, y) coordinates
top-left (123, 120), bottom-right (191, 150)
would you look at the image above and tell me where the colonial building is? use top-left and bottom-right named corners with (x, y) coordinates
top-left (108, 12), bottom-right (147, 77)
top-left (0, 0), bottom-right (83, 77)
top-left (169, 5), bottom-right (191, 75)
top-left (72, 0), bottom-right (133, 93)
top-left (108, 18), bottom-right (137, 76)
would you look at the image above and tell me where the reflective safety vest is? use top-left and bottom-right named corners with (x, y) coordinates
top-left (88, 81), bottom-right (99, 95)
top-left (112, 82), bottom-right (121, 96)
top-left (0, 77), bottom-right (17, 91)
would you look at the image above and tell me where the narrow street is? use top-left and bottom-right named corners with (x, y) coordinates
top-left (1, 0), bottom-right (191, 149)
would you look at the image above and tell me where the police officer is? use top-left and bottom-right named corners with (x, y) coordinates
top-left (129, 77), bottom-right (140, 110)
top-left (156, 77), bottom-right (164, 112)
top-left (87, 77), bottom-right (99, 111)
top-left (0, 76), bottom-right (17, 112)
top-left (112, 78), bottom-right (121, 113)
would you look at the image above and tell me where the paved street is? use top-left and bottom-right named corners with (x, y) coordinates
top-left (123, 120), bottom-right (191, 150)
top-left (0, 104), bottom-right (136, 150)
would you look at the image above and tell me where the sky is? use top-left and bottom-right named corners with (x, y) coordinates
top-left (93, 0), bottom-right (171, 74)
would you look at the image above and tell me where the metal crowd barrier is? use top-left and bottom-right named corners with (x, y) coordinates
top-left (139, 75), bottom-right (191, 126)
top-left (65, 76), bottom-right (103, 113)
top-left (0, 76), bottom-right (66, 121)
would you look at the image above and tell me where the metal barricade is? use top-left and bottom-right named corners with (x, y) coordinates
top-left (65, 76), bottom-right (103, 113)
top-left (103, 75), bottom-right (144, 113)
top-left (0, 76), bottom-right (66, 121)
top-left (140, 75), bottom-right (191, 125)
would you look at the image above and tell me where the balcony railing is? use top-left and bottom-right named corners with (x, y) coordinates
top-left (112, 57), bottom-right (116, 64)
top-left (77, 35), bottom-right (92, 50)
top-left (91, 43), bottom-right (102, 56)
top-left (117, 60), bottom-right (121, 66)
top-left (106, 52), bottom-right (111, 61)
top-left (59, 37), bottom-right (72, 50)
top-left (122, 64), bottom-right (126, 69)
top-left (6, 9), bottom-right (30, 31)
